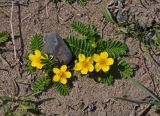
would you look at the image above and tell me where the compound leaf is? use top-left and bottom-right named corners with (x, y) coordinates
top-left (29, 34), bottom-right (43, 52)
top-left (96, 40), bottom-right (128, 58)
top-left (54, 82), bottom-right (69, 96)
top-left (0, 31), bottom-right (9, 44)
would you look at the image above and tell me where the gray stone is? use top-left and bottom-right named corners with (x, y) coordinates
top-left (130, 63), bottom-right (139, 71)
top-left (116, 10), bottom-right (128, 23)
top-left (43, 33), bottom-right (72, 64)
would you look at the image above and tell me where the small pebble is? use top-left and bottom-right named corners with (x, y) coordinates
top-left (130, 63), bottom-right (139, 71)
top-left (116, 10), bottom-right (128, 23)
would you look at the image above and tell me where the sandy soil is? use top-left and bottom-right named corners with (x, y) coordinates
top-left (0, 0), bottom-right (160, 115)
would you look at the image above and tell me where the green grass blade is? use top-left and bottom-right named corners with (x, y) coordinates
top-left (130, 78), bottom-right (160, 102)
top-left (103, 7), bottom-right (114, 23)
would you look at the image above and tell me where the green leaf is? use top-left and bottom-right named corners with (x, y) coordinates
top-left (41, 55), bottom-right (57, 74)
top-left (77, 0), bottom-right (87, 5)
top-left (66, 36), bottom-right (95, 57)
top-left (54, 82), bottom-right (69, 96)
top-left (4, 105), bottom-right (15, 116)
top-left (103, 7), bottom-right (114, 23)
top-left (96, 40), bottom-right (128, 58)
top-left (32, 77), bottom-right (51, 95)
top-left (21, 101), bottom-right (41, 114)
top-left (117, 58), bottom-right (133, 78)
top-left (29, 34), bottom-right (43, 52)
top-left (0, 96), bottom-right (16, 101)
top-left (0, 31), bottom-right (9, 44)
top-left (130, 78), bottom-right (160, 102)
top-left (115, 97), bottom-right (148, 105)
top-left (25, 61), bottom-right (35, 74)
top-left (110, 58), bottom-right (133, 79)
top-left (96, 73), bottom-right (113, 85)
top-left (155, 30), bottom-right (160, 39)
top-left (70, 21), bottom-right (97, 37)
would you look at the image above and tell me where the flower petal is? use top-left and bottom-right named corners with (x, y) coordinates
top-left (86, 57), bottom-right (93, 63)
top-left (64, 71), bottom-right (71, 78)
top-left (53, 68), bottom-right (60, 74)
top-left (31, 62), bottom-right (43, 69)
top-left (36, 63), bottom-right (44, 69)
top-left (29, 54), bottom-right (34, 61)
top-left (35, 50), bottom-right (41, 57)
top-left (95, 63), bottom-right (101, 72)
top-left (102, 65), bottom-right (110, 72)
top-left (60, 65), bottom-right (67, 72)
top-left (53, 75), bottom-right (60, 82)
top-left (106, 58), bottom-right (114, 65)
top-left (78, 54), bottom-right (86, 62)
top-left (88, 64), bottom-right (94, 72)
top-left (81, 68), bottom-right (88, 74)
top-left (60, 78), bottom-right (67, 84)
top-left (93, 54), bottom-right (100, 62)
top-left (100, 52), bottom-right (108, 58)
top-left (74, 62), bottom-right (82, 71)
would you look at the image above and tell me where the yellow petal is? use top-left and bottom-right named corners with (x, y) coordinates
top-left (36, 63), bottom-right (44, 69)
top-left (28, 54), bottom-right (34, 61)
top-left (74, 62), bottom-right (82, 71)
top-left (78, 54), bottom-right (86, 62)
top-left (86, 57), bottom-right (93, 63)
top-left (81, 68), bottom-right (88, 74)
top-left (102, 65), bottom-right (110, 72)
top-left (53, 68), bottom-right (60, 74)
top-left (60, 78), bottom-right (67, 84)
top-left (88, 64), bottom-right (94, 72)
top-left (95, 63), bottom-right (101, 72)
top-left (35, 50), bottom-right (41, 57)
top-left (100, 52), bottom-right (108, 58)
top-left (106, 58), bottom-right (114, 65)
top-left (93, 54), bottom-right (100, 62)
top-left (53, 75), bottom-right (60, 82)
top-left (31, 62), bottom-right (40, 68)
top-left (60, 65), bottom-right (67, 72)
top-left (64, 71), bottom-right (71, 78)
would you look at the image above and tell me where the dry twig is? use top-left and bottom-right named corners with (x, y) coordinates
top-left (10, 1), bottom-right (17, 59)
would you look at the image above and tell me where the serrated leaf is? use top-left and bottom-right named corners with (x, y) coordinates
top-left (96, 73), bottom-right (113, 85)
top-left (41, 55), bottom-right (57, 74)
top-left (130, 78), bottom-right (160, 102)
top-left (21, 101), bottom-right (41, 115)
top-left (32, 77), bottom-right (51, 95)
top-left (29, 34), bottom-right (43, 52)
top-left (96, 40), bottom-right (128, 58)
top-left (54, 82), bottom-right (69, 96)
top-left (104, 7), bottom-right (114, 23)
top-left (117, 58), bottom-right (133, 78)
top-left (66, 36), bottom-right (95, 57)
top-left (70, 21), bottom-right (97, 37)
top-left (0, 31), bottom-right (9, 44)
top-left (110, 58), bottom-right (133, 79)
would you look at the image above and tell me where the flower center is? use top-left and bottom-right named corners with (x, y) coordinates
top-left (82, 61), bottom-right (90, 69)
top-left (99, 59), bottom-right (107, 65)
top-left (59, 72), bottom-right (67, 79)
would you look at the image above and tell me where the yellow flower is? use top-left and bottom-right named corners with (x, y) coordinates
top-left (74, 54), bottom-right (94, 74)
top-left (29, 50), bottom-right (45, 69)
top-left (53, 65), bottom-right (71, 84)
top-left (93, 52), bottom-right (114, 72)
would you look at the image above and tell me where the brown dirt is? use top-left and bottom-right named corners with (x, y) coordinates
top-left (0, 0), bottom-right (160, 116)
